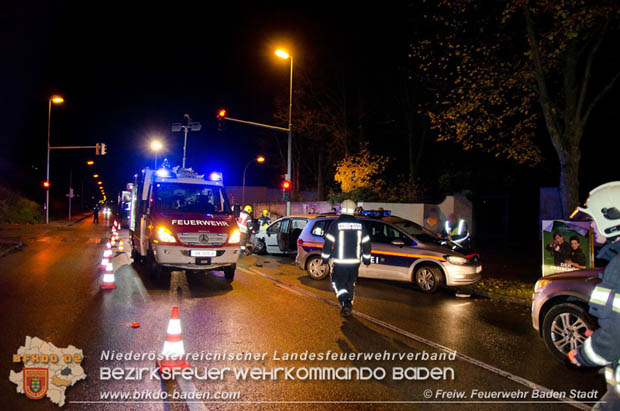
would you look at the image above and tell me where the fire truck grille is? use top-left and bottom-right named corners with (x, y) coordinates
top-left (177, 232), bottom-right (228, 246)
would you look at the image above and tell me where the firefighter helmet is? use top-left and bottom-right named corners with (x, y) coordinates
top-left (341, 199), bottom-right (356, 215)
top-left (243, 205), bottom-right (253, 213)
top-left (262, 209), bottom-right (269, 216)
top-left (577, 181), bottom-right (620, 238)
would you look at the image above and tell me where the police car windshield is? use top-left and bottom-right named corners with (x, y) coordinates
top-left (154, 183), bottom-right (231, 214)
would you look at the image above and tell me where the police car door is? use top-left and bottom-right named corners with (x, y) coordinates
top-left (264, 219), bottom-right (282, 254)
top-left (360, 221), bottom-right (412, 281)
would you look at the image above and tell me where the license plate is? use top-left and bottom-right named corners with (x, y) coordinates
top-left (191, 250), bottom-right (217, 257)
top-left (195, 257), bottom-right (211, 265)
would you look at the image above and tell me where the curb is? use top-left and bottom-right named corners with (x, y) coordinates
top-left (0, 241), bottom-right (24, 258)
top-left (462, 286), bottom-right (531, 307)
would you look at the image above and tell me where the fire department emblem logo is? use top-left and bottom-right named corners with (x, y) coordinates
top-left (24, 368), bottom-right (48, 400)
top-left (199, 234), bottom-right (209, 244)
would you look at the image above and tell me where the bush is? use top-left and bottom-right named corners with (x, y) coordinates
top-left (0, 186), bottom-right (43, 224)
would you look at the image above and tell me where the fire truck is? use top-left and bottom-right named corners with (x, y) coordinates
top-left (129, 166), bottom-right (240, 282)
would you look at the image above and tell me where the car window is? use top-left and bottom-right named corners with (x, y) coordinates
top-left (291, 218), bottom-right (307, 230)
top-left (310, 220), bottom-right (332, 237)
top-left (366, 221), bottom-right (412, 245)
top-left (280, 218), bottom-right (290, 233)
top-left (267, 220), bottom-right (281, 234)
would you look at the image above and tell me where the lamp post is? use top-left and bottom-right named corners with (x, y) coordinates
top-left (242, 155), bottom-right (265, 206)
top-left (150, 139), bottom-right (164, 168)
top-left (45, 95), bottom-right (64, 224)
top-left (275, 49), bottom-right (293, 216)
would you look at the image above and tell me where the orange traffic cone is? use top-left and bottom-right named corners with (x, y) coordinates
top-left (103, 249), bottom-right (112, 258)
top-left (101, 262), bottom-right (116, 289)
top-left (106, 240), bottom-right (111, 249)
top-left (100, 257), bottom-right (110, 269)
top-left (111, 237), bottom-right (116, 247)
top-left (118, 240), bottom-right (124, 252)
top-left (157, 306), bottom-right (190, 372)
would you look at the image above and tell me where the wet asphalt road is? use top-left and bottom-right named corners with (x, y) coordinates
top-left (0, 217), bottom-right (607, 410)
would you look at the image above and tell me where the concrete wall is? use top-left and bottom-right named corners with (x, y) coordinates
top-left (226, 186), bottom-right (317, 208)
top-left (252, 195), bottom-right (473, 229)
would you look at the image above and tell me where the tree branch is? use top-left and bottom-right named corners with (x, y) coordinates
top-left (583, 70), bottom-right (620, 124)
top-left (524, 7), bottom-right (564, 150)
top-left (577, 22), bottom-right (608, 120)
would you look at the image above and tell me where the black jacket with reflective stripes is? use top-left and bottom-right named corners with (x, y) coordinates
top-left (321, 215), bottom-right (371, 265)
top-left (576, 253), bottom-right (620, 393)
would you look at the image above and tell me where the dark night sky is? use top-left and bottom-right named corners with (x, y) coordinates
top-left (0, 1), bottom-right (409, 202)
top-left (1, 1), bottom-right (619, 217)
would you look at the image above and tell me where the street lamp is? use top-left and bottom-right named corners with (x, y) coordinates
top-left (45, 94), bottom-right (64, 224)
top-left (242, 155), bottom-right (266, 206)
top-left (150, 139), bottom-right (164, 168)
top-left (93, 174), bottom-right (99, 178)
top-left (86, 160), bottom-right (94, 166)
top-left (275, 48), bottom-right (293, 216)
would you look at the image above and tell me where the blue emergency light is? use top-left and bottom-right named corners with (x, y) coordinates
top-left (209, 171), bottom-right (223, 182)
top-left (156, 168), bottom-right (171, 177)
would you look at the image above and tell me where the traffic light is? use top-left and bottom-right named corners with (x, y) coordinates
top-left (42, 181), bottom-right (50, 189)
top-left (97, 143), bottom-right (107, 155)
top-left (281, 180), bottom-right (291, 200)
top-left (216, 109), bottom-right (226, 132)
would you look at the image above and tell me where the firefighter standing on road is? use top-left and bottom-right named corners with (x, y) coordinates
top-left (321, 200), bottom-right (371, 318)
top-left (568, 182), bottom-right (620, 410)
top-left (237, 205), bottom-right (253, 253)
top-left (258, 209), bottom-right (271, 230)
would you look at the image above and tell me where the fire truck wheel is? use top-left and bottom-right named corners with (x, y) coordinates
top-left (223, 264), bottom-right (235, 283)
top-left (146, 248), bottom-right (164, 280)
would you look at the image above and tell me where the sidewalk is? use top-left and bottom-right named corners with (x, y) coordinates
top-left (460, 245), bottom-right (541, 306)
top-left (0, 213), bottom-right (92, 257)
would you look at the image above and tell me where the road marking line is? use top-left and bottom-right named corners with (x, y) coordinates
top-left (238, 266), bottom-right (590, 411)
top-left (177, 377), bottom-right (206, 411)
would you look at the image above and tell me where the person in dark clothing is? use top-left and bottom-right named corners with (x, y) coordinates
top-left (93, 203), bottom-right (100, 224)
top-left (568, 181), bottom-right (620, 410)
top-left (565, 236), bottom-right (587, 269)
top-left (546, 232), bottom-right (571, 266)
top-left (321, 200), bottom-right (371, 318)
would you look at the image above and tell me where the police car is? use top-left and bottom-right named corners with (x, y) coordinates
top-left (295, 211), bottom-right (482, 293)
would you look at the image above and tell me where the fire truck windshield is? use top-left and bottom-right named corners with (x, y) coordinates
top-left (154, 183), bottom-right (231, 214)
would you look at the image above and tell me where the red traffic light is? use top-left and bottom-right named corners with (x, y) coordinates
top-left (217, 109), bottom-right (227, 118)
top-left (281, 180), bottom-right (291, 190)
top-left (42, 181), bottom-right (50, 189)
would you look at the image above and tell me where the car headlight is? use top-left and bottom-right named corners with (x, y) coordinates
top-left (534, 279), bottom-right (550, 293)
top-left (155, 226), bottom-right (176, 243)
top-left (446, 255), bottom-right (468, 265)
top-left (228, 228), bottom-right (240, 244)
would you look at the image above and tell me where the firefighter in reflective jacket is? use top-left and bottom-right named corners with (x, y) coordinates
top-left (441, 213), bottom-right (469, 246)
top-left (568, 182), bottom-right (620, 410)
top-left (321, 200), bottom-right (371, 318)
top-left (237, 205), bottom-right (253, 252)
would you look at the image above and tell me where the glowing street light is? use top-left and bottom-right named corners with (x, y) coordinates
top-left (275, 48), bottom-right (294, 216)
top-left (45, 94), bottom-right (65, 224)
top-left (150, 139), bottom-right (164, 168)
top-left (93, 174), bottom-right (99, 178)
top-left (275, 49), bottom-right (290, 59)
top-left (242, 155), bottom-right (266, 206)
top-left (86, 160), bottom-right (94, 166)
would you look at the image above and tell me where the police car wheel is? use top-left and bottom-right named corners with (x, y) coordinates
top-left (542, 303), bottom-right (595, 366)
top-left (415, 265), bottom-right (442, 294)
top-left (306, 256), bottom-right (329, 280)
top-left (254, 239), bottom-right (267, 255)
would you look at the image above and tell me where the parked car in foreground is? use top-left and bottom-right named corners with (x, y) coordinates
top-left (531, 268), bottom-right (601, 365)
top-left (295, 215), bottom-right (482, 293)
